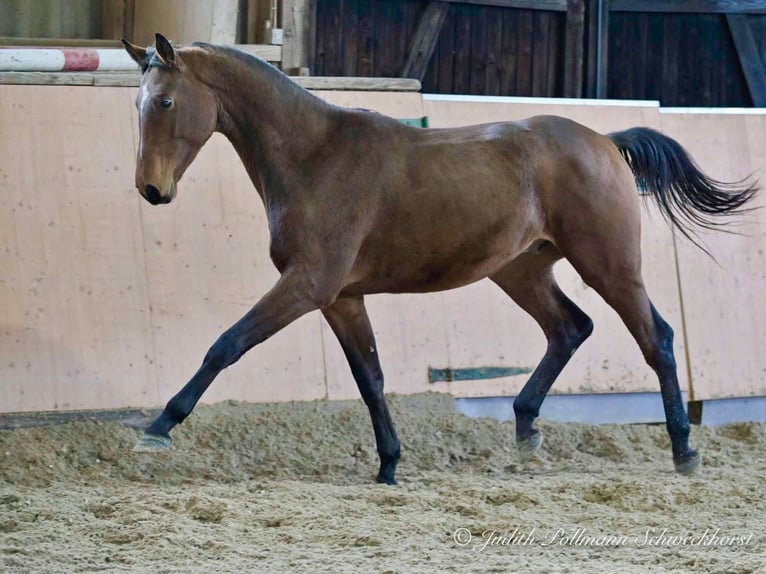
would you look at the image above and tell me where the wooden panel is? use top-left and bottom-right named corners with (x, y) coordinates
top-left (606, 11), bottom-right (751, 106)
top-left (281, 0), bottom-right (316, 73)
top-left (484, 5), bottom-right (503, 94)
top-left (727, 14), bottom-right (766, 106)
top-left (0, 86), bottom-right (424, 413)
top-left (596, 0), bottom-right (609, 98)
top-left (101, 0), bottom-right (128, 40)
top-left (314, 0), bottom-right (569, 98)
top-left (3, 86), bottom-right (761, 412)
top-left (452, 3), bottom-right (472, 93)
top-left (340, 0), bottom-right (359, 76)
top-left (130, 0), bottom-right (239, 46)
top-left (0, 72), bottom-right (418, 91)
top-left (563, 0), bottom-right (585, 97)
top-left (210, 0), bottom-right (240, 44)
top-left (659, 110), bottom-right (766, 401)
top-left (498, 8), bottom-right (518, 94)
top-left (531, 11), bottom-right (551, 95)
top-left (243, 0), bottom-right (273, 44)
top-left (433, 4), bottom-right (456, 92)
top-left (401, 1), bottom-right (449, 80)
top-left (135, 132), bottom-right (327, 405)
top-left (584, 0), bottom-right (598, 97)
top-left (611, 0), bottom-right (766, 14)
top-left (515, 9), bottom-right (534, 95)
top-left (440, 0), bottom-right (567, 9)
top-left (422, 4), bottom-right (566, 97)
top-left (0, 0), bottom-right (102, 39)
top-left (469, 6), bottom-right (488, 94)
top-left (0, 85), bottom-right (155, 412)
top-left (421, 97), bottom-right (687, 398)
top-left (356, 0), bottom-right (375, 76)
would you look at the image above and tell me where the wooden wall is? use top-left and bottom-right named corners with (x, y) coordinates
top-left (658, 109), bottom-right (766, 400)
top-left (313, 0), bottom-right (566, 97)
top-left (0, 0), bottom-right (102, 39)
top-left (419, 95), bottom-right (684, 400)
top-left (0, 85), bottom-right (425, 413)
top-left (312, 1), bottom-right (761, 106)
top-left (426, 3), bottom-right (565, 97)
top-left (1, 0), bottom-right (250, 46)
top-left (607, 11), bottom-right (751, 106)
top-left (125, 0), bottom-right (240, 46)
top-left (1, 84), bottom-right (764, 413)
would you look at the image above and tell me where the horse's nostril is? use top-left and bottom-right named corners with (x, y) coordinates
top-left (145, 184), bottom-right (162, 205)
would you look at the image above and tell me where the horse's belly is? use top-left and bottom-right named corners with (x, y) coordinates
top-left (342, 235), bottom-right (526, 296)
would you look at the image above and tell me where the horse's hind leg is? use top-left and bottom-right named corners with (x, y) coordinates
top-left (490, 244), bottom-right (594, 461)
top-left (322, 296), bottom-right (401, 484)
top-left (559, 233), bottom-right (700, 474)
top-left (587, 279), bottom-right (698, 473)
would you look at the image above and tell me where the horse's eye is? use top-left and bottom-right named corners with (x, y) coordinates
top-left (159, 98), bottom-right (173, 109)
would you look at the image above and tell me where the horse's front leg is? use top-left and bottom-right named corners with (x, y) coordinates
top-left (322, 296), bottom-right (401, 484)
top-left (134, 271), bottom-right (325, 451)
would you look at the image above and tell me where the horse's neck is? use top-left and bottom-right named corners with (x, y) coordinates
top-left (204, 53), bottom-right (335, 200)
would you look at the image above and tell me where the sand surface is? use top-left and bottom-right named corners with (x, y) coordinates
top-left (1, 393), bottom-right (764, 573)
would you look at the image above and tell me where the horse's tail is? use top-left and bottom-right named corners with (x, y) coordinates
top-left (608, 126), bottom-right (758, 251)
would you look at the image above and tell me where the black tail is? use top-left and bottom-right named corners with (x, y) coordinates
top-left (609, 127), bottom-right (758, 252)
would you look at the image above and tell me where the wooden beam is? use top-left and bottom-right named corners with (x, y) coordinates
top-left (596, 0), bottom-right (610, 98)
top-left (210, 0), bottom-right (240, 44)
top-left (584, 0), bottom-right (598, 98)
top-left (124, 0), bottom-right (135, 41)
top-left (101, 0), bottom-right (126, 40)
top-left (611, 1), bottom-right (766, 14)
top-left (282, 0), bottom-right (316, 73)
top-left (0, 37), bottom-right (122, 47)
top-left (439, 0), bottom-right (568, 11)
top-left (563, 0), bottom-right (585, 97)
top-left (0, 71), bottom-right (138, 86)
top-left (296, 76), bottom-right (421, 91)
top-left (0, 71), bottom-right (421, 91)
top-left (401, 1), bottom-right (449, 80)
top-left (727, 14), bottom-right (766, 106)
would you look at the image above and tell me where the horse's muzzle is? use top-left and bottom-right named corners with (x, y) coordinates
top-left (142, 183), bottom-right (173, 205)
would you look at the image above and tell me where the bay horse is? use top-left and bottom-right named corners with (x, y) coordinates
top-left (122, 34), bottom-right (756, 484)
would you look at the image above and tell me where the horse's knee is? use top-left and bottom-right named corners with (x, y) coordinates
top-left (358, 373), bottom-right (384, 407)
top-left (204, 331), bottom-right (245, 371)
top-left (549, 298), bottom-right (593, 351)
top-left (564, 296), bottom-right (594, 340)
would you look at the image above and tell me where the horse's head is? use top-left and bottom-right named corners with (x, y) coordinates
top-left (122, 34), bottom-right (217, 205)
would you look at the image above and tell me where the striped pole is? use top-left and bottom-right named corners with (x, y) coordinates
top-left (0, 48), bottom-right (139, 72)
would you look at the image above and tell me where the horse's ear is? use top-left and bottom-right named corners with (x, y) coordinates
top-left (154, 33), bottom-right (177, 67)
top-left (121, 38), bottom-right (147, 66)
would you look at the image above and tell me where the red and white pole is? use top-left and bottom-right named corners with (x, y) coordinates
top-left (0, 48), bottom-right (139, 72)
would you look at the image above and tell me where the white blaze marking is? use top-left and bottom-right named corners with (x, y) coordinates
top-left (139, 84), bottom-right (151, 113)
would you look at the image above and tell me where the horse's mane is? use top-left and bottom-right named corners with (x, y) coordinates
top-left (186, 42), bottom-right (314, 96)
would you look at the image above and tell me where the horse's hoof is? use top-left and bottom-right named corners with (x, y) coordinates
top-left (517, 430), bottom-right (542, 462)
top-left (133, 433), bottom-right (172, 452)
top-left (376, 475), bottom-right (398, 486)
top-left (674, 451), bottom-right (701, 475)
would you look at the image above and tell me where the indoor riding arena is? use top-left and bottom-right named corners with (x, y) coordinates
top-left (1, 2), bottom-right (765, 573)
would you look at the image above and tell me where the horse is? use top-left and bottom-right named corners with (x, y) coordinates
top-left (122, 33), bottom-right (757, 484)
